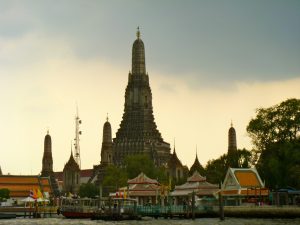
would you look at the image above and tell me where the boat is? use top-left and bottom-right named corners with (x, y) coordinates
top-left (0, 213), bottom-right (16, 219)
top-left (91, 197), bottom-right (141, 220)
top-left (59, 197), bottom-right (98, 218)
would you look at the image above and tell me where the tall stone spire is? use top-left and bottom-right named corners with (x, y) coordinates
top-left (41, 130), bottom-right (53, 176)
top-left (100, 116), bottom-right (113, 165)
top-left (113, 28), bottom-right (170, 166)
top-left (228, 122), bottom-right (237, 154)
top-left (41, 130), bottom-right (60, 196)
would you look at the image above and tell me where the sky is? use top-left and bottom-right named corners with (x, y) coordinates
top-left (0, 0), bottom-right (299, 175)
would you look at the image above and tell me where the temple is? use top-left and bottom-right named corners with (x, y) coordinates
top-left (62, 150), bottom-right (81, 194)
top-left (112, 172), bottom-right (161, 205)
top-left (171, 171), bottom-right (219, 205)
top-left (113, 28), bottom-right (170, 166)
top-left (221, 168), bottom-right (269, 205)
top-left (166, 144), bottom-right (188, 182)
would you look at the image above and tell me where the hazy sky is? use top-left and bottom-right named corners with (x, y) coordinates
top-left (0, 0), bottom-right (299, 175)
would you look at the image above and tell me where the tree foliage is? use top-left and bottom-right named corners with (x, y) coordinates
top-left (256, 140), bottom-right (300, 189)
top-left (0, 188), bottom-right (10, 201)
top-left (79, 183), bottom-right (98, 198)
top-left (205, 154), bottom-right (227, 184)
top-left (247, 98), bottom-right (300, 151)
top-left (125, 154), bottom-right (168, 184)
top-left (205, 149), bottom-right (255, 184)
top-left (102, 165), bottom-right (128, 192)
top-left (101, 155), bottom-right (168, 194)
top-left (125, 154), bottom-right (156, 179)
top-left (247, 98), bottom-right (300, 189)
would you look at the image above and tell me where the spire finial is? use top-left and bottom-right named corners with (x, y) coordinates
top-left (70, 141), bottom-right (74, 157)
top-left (106, 113), bottom-right (109, 122)
top-left (47, 127), bottom-right (49, 135)
top-left (196, 145), bottom-right (198, 159)
top-left (173, 138), bottom-right (176, 153)
top-left (136, 26), bottom-right (140, 39)
top-left (231, 120), bottom-right (233, 127)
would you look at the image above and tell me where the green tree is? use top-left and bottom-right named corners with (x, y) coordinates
top-left (79, 183), bottom-right (98, 198)
top-left (256, 140), bottom-right (300, 189)
top-left (125, 154), bottom-right (168, 184)
top-left (205, 154), bottom-right (228, 184)
top-left (102, 165), bottom-right (128, 192)
top-left (125, 154), bottom-right (156, 179)
top-left (247, 98), bottom-right (300, 151)
top-left (247, 98), bottom-right (300, 189)
top-left (0, 188), bottom-right (10, 201)
top-left (205, 149), bottom-right (255, 184)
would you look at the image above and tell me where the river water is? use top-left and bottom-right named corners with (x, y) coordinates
top-left (0, 217), bottom-right (300, 225)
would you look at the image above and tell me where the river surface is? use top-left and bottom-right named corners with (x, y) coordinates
top-left (0, 217), bottom-right (300, 225)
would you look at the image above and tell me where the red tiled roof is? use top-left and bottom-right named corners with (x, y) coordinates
top-left (128, 173), bottom-right (159, 185)
top-left (0, 175), bottom-right (52, 198)
top-left (80, 169), bottom-right (93, 177)
top-left (187, 171), bottom-right (206, 182)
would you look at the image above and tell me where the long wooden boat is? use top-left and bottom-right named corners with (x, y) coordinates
top-left (59, 197), bottom-right (98, 219)
top-left (0, 213), bottom-right (16, 219)
top-left (91, 198), bottom-right (141, 220)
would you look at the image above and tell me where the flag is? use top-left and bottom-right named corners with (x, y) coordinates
top-left (30, 189), bottom-right (37, 199)
top-left (37, 189), bottom-right (43, 199)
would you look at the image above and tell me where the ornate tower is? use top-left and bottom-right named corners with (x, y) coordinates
top-left (113, 28), bottom-right (170, 166)
top-left (41, 131), bottom-right (53, 176)
top-left (228, 122), bottom-right (237, 154)
top-left (100, 116), bottom-right (113, 165)
top-left (227, 122), bottom-right (239, 168)
top-left (41, 131), bottom-right (60, 196)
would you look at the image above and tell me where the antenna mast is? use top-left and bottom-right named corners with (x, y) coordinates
top-left (74, 106), bottom-right (82, 169)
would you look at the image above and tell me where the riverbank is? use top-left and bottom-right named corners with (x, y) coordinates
top-left (0, 217), bottom-right (300, 225)
top-left (224, 206), bottom-right (300, 218)
top-left (0, 206), bottom-right (58, 218)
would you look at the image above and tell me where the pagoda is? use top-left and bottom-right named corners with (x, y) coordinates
top-left (113, 28), bottom-right (170, 166)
